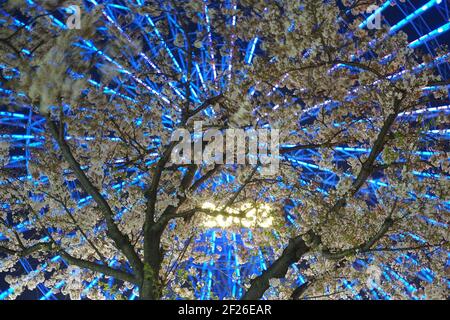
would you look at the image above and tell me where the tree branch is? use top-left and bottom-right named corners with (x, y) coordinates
top-left (321, 217), bottom-right (394, 260)
top-left (242, 98), bottom-right (403, 300)
top-left (0, 242), bottom-right (138, 285)
top-left (241, 234), bottom-right (311, 300)
top-left (46, 119), bottom-right (143, 277)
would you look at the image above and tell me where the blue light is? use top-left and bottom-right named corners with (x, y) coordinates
top-left (0, 112), bottom-right (26, 119)
top-left (389, 0), bottom-right (441, 35)
top-left (39, 280), bottom-right (65, 300)
top-left (409, 22), bottom-right (450, 48)
top-left (0, 288), bottom-right (14, 300)
top-left (245, 37), bottom-right (258, 64)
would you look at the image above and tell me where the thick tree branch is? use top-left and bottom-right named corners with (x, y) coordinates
top-left (321, 217), bottom-right (394, 260)
top-left (241, 234), bottom-right (311, 300)
top-left (59, 251), bottom-right (138, 285)
top-left (46, 119), bottom-right (143, 277)
top-left (242, 99), bottom-right (403, 300)
top-left (0, 242), bottom-right (138, 285)
top-left (189, 164), bottom-right (222, 192)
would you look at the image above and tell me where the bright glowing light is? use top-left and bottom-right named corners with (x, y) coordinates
top-left (201, 202), bottom-right (274, 229)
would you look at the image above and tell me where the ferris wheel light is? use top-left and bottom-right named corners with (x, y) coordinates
top-left (201, 202), bottom-right (274, 229)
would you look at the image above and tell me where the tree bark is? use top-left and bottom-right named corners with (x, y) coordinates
top-left (241, 235), bottom-right (310, 300)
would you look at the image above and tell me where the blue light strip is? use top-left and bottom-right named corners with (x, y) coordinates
top-left (409, 22), bottom-right (450, 48)
top-left (389, 0), bottom-right (442, 34)
top-left (203, 230), bottom-right (216, 300)
top-left (231, 232), bottom-right (242, 298)
top-left (204, 2), bottom-right (217, 81)
top-left (0, 112), bottom-right (26, 119)
top-left (245, 37), bottom-right (258, 65)
top-left (89, 0), bottom-right (194, 103)
top-left (39, 280), bottom-right (65, 300)
top-left (135, 0), bottom-right (182, 73)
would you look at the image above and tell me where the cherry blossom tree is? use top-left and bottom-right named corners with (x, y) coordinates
top-left (0, 0), bottom-right (448, 300)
